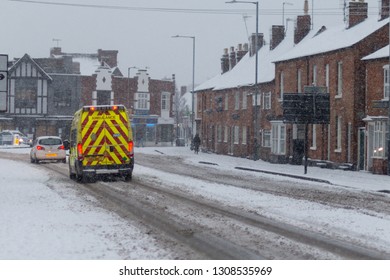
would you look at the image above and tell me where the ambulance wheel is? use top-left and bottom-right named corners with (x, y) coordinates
top-left (124, 172), bottom-right (132, 182)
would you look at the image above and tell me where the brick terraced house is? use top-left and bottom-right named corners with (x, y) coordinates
top-left (195, 0), bottom-right (390, 174)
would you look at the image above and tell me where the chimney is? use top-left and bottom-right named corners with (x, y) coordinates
top-left (221, 48), bottom-right (229, 74)
top-left (294, 0), bottom-right (311, 44)
top-left (348, 0), bottom-right (368, 28)
top-left (380, 0), bottom-right (389, 20)
top-left (270, 25), bottom-right (285, 50)
top-left (229, 46), bottom-right (237, 69)
top-left (249, 33), bottom-right (264, 56)
top-left (98, 49), bottom-right (118, 67)
top-left (294, 15), bottom-right (311, 44)
top-left (236, 43), bottom-right (248, 63)
top-left (50, 47), bottom-right (62, 57)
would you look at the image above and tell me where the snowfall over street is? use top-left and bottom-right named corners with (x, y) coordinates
top-left (1, 145), bottom-right (390, 259)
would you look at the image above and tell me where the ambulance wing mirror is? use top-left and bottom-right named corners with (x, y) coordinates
top-left (63, 139), bottom-right (70, 150)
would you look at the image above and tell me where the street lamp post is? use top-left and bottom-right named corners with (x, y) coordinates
top-left (172, 35), bottom-right (196, 140)
top-left (226, 0), bottom-right (259, 161)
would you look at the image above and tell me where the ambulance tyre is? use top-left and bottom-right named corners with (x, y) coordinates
top-left (69, 162), bottom-right (76, 180)
top-left (124, 172), bottom-right (132, 182)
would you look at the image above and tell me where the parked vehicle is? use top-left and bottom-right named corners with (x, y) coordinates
top-left (0, 130), bottom-right (27, 146)
top-left (30, 136), bottom-right (67, 163)
top-left (68, 105), bottom-right (134, 183)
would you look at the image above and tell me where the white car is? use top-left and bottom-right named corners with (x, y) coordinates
top-left (30, 136), bottom-right (67, 163)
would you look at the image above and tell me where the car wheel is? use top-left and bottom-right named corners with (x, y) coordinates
top-left (30, 157), bottom-right (35, 163)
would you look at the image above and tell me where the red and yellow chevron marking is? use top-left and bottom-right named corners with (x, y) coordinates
top-left (80, 109), bottom-right (130, 167)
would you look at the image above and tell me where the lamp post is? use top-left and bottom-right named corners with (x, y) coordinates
top-left (172, 35), bottom-right (196, 140)
top-left (226, 0), bottom-right (259, 161)
top-left (388, 19), bottom-right (390, 176)
top-left (282, 2), bottom-right (293, 26)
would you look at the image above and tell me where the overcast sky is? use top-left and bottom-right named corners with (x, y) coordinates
top-left (1, 0), bottom-right (383, 89)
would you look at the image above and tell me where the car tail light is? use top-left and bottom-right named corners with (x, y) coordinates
top-left (36, 145), bottom-right (45, 151)
top-left (128, 140), bottom-right (134, 156)
top-left (77, 143), bottom-right (84, 160)
top-left (58, 145), bottom-right (65, 150)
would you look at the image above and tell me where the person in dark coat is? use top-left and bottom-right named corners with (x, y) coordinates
top-left (193, 134), bottom-right (201, 154)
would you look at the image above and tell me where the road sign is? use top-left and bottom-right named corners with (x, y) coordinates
top-left (283, 92), bottom-right (330, 124)
top-left (0, 54), bottom-right (8, 112)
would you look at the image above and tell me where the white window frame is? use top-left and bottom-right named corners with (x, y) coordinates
top-left (217, 125), bottom-right (223, 143)
top-left (279, 71), bottom-right (284, 101)
top-left (271, 122), bottom-right (286, 155)
top-left (161, 92), bottom-right (170, 111)
top-left (252, 92), bottom-right (261, 107)
top-left (325, 64), bottom-right (330, 89)
top-left (242, 91), bottom-right (247, 110)
top-left (242, 126), bottom-right (247, 145)
top-left (336, 61), bottom-right (343, 98)
top-left (383, 65), bottom-right (389, 100)
top-left (335, 115), bottom-right (342, 152)
top-left (373, 121), bottom-right (387, 158)
top-left (263, 91), bottom-right (271, 109)
top-left (224, 125), bottom-right (228, 142)
top-left (136, 92), bottom-right (149, 110)
top-left (297, 69), bottom-right (302, 93)
top-left (234, 126), bottom-right (239, 144)
top-left (262, 130), bottom-right (271, 147)
top-left (224, 95), bottom-right (229, 110)
top-left (235, 91), bottom-right (240, 110)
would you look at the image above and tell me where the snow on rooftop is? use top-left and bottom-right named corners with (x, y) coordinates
top-left (363, 44), bottom-right (390, 60)
top-left (274, 17), bottom-right (389, 63)
top-left (72, 56), bottom-right (101, 76)
top-left (196, 27), bottom-right (295, 92)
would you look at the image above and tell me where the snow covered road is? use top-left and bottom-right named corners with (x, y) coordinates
top-left (1, 146), bottom-right (390, 259)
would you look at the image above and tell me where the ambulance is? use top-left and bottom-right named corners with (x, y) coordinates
top-left (67, 105), bottom-right (134, 183)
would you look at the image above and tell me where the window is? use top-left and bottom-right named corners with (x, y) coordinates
top-left (161, 92), bottom-right (170, 111)
top-left (242, 126), bottom-right (247, 145)
top-left (271, 122), bottom-right (286, 155)
top-left (224, 95), bottom-right (229, 110)
top-left (54, 89), bottom-right (71, 107)
top-left (96, 90), bottom-right (111, 105)
top-left (15, 79), bottom-right (37, 108)
top-left (262, 130), bottom-right (271, 147)
top-left (224, 125), bottom-right (228, 142)
top-left (252, 92), bottom-right (261, 107)
top-left (311, 124), bottom-right (317, 149)
top-left (280, 71), bottom-right (284, 100)
top-left (217, 125), bottom-right (223, 143)
top-left (234, 126), bottom-right (239, 144)
top-left (263, 92), bottom-right (271, 109)
top-left (242, 92), bottom-right (247, 110)
top-left (335, 115), bottom-right (342, 151)
top-left (235, 91), bottom-right (240, 110)
top-left (337, 61), bottom-right (343, 97)
top-left (325, 64), bottom-right (330, 89)
top-left (137, 92), bottom-right (149, 109)
top-left (383, 65), bottom-right (389, 100)
top-left (297, 69), bottom-right (302, 92)
top-left (373, 121), bottom-right (387, 158)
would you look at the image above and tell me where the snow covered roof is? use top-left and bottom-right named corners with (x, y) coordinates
top-left (362, 45), bottom-right (390, 60)
top-left (195, 27), bottom-right (295, 92)
top-left (72, 55), bottom-right (101, 76)
top-left (274, 17), bottom-right (389, 63)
